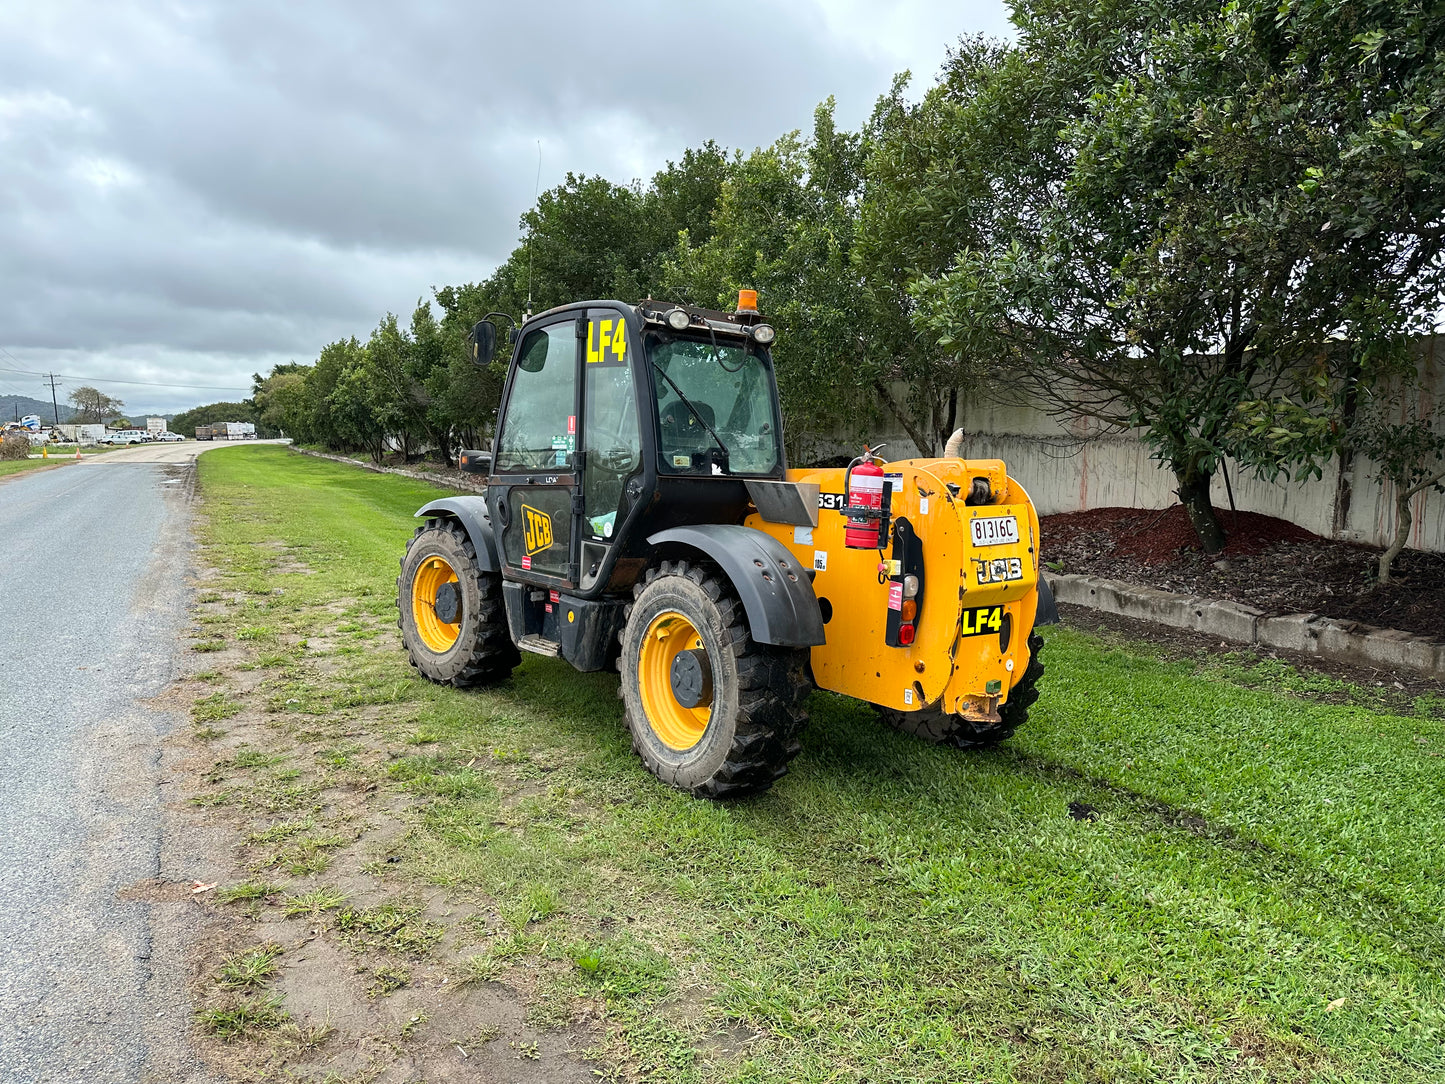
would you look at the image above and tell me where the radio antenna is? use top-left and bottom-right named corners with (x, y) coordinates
top-left (524, 140), bottom-right (541, 319)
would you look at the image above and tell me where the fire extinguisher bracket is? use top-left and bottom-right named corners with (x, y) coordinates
top-left (844, 458), bottom-right (893, 550)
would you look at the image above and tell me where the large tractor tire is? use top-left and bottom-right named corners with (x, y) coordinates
top-left (880, 632), bottom-right (1045, 749)
top-left (397, 519), bottom-right (519, 687)
top-left (619, 559), bottom-right (810, 798)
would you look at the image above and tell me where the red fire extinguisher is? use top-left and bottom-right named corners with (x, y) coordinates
top-left (845, 454), bottom-right (887, 549)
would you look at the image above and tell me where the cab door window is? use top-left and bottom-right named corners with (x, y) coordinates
top-left (496, 323), bottom-right (579, 473)
top-left (495, 320), bottom-right (578, 580)
top-left (582, 313), bottom-right (640, 540)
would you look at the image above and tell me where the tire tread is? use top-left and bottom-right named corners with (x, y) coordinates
top-left (397, 519), bottom-right (519, 687)
top-left (621, 560), bottom-right (810, 797)
top-left (880, 632), bottom-right (1044, 749)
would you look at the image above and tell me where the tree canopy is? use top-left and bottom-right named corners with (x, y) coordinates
top-left (68, 385), bottom-right (126, 424)
top-left (910, 0), bottom-right (1445, 551)
top-left (262, 0), bottom-right (1444, 562)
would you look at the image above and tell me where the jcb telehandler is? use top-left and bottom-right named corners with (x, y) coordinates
top-left (397, 293), bottom-right (1056, 796)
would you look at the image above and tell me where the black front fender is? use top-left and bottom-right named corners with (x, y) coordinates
top-left (648, 525), bottom-right (825, 648)
top-left (415, 497), bottom-right (499, 572)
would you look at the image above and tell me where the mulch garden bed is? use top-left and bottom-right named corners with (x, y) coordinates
top-left (1042, 504), bottom-right (1445, 643)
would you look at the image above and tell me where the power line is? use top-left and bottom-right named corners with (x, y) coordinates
top-left (0, 364), bottom-right (251, 393)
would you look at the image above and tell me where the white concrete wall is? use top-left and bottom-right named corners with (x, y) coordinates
top-left (864, 337), bottom-right (1445, 553)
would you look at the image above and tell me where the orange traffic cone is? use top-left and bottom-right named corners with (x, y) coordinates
top-left (74, 446), bottom-right (82, 459)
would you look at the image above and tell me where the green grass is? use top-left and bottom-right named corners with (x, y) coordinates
top-left (335, 903), bottom-right (445, 955)
top-left (198, 995), bottom-right (289, 1040)
top-left (0, 457), bottom-right (70, 477)
top-left (282, 887), bottom-right (348, 917)
top-left (216, 944), bottom-right (284, 988)
top-left (0, 444), bottom-right (122, 477)
top-left (192, 445), bottom-right (1445, 1083)
top-left (217, 880), bottom-right (286, 903)
top-left (191, 691), bottom-right (243, 722)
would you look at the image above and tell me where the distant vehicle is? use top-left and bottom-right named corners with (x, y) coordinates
top-left (195, 425), bottom-right (215, 441)
top-left (156, 432), bottom-right (185, 442)
top-left (102, 430), bottom-right (150, 445)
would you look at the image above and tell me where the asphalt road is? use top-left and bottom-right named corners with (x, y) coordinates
top-left (0, 445), bottom-right (244, 1083)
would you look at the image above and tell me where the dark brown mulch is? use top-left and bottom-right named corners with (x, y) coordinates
top-left (1042, 504), bottom-right (1445, 643)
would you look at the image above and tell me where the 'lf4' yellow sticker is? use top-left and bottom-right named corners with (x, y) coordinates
top-left (959, 605), bottom-right (1005, 637)
top-left (587, 319), bottom-right (627, 365)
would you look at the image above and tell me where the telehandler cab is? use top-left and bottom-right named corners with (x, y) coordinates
top-left (397, 292), bottom-right (1056, 796)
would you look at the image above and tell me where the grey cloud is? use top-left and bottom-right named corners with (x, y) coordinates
top-left (0, 0), bottom-right (1006, 408)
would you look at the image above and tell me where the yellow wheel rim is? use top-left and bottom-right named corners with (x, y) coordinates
top-left (637, 611), bottom-right (712, 751)
top-left (412, 555), bottom-right (461, 653)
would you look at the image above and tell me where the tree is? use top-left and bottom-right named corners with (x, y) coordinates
top-left (171, 401), bottom-right (256, 438)
top-left (1353, 394), bottom-right (1445, 584)
top-left (325, 340), bottom-right (387, 461)
top-left (912, 0), bottom-right (1445, 552)
top-left (404, 144), bottom-right (735, 455)
top-left (299, 338), bottom-right (363, 450)
top-left (68, 385), bottom-right (125, 423)
top-left (854, 44), bottom-right (1012, 455)
top-left (510, 173), bottom-right (653, 311)
top-left (661, 103), bottom-right (884, 459)
top-left (253, 368), bottom-right (310, 440)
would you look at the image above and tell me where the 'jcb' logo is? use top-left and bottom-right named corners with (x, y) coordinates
top-left (522, 505), bottom-right (554, 556)
top-left (587, 318), bottom-right (627, 365)
top-left (973, 557), bottom-right (1023, 585)
top-left (959, 605), bottom-right (1005, 637)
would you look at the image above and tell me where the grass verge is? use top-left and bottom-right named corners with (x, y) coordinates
top-left (182, 444), bottom-right (1445, 1083)
top-left (0, 457), bottom-right (70, 477)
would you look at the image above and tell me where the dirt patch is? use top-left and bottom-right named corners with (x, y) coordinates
top-left (118, 877), bottom-right (215, 903)
top-left (165, 561), bottom-right (607, 1084)
top-left (1044, 504), bottom-right (1445, 642)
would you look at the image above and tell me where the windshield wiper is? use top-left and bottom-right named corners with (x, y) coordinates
top-left (650, 362), bottom-right (732, 470)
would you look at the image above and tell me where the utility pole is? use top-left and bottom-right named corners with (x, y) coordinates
top-left (44, 373), bottom-right (61, 426)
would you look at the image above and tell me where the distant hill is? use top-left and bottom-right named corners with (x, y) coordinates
top-left (0, 395), bottom-right (181, 427)
top-left (1, 394), bottom-right (75, 423)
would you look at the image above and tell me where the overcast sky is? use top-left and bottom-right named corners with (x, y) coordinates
top-left (0, 0), bottom-right (1012, 415)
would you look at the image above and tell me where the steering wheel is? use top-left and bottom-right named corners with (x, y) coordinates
top-left (592, 446), bottom-right (635, 474)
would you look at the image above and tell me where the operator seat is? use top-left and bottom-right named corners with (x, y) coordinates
top-left (659, 399), bottom-right (714, 461)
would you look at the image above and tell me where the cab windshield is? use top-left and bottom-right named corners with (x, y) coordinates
top-left (647, 334), bottom-right (780, 476)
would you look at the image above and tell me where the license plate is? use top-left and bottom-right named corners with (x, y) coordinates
top-left (971, 515), bottom-right (1019, 547)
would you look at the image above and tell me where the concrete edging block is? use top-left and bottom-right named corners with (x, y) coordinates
top-left (1189, 599), bottom-right (1263, 642)
top-left (1256, 614), bottom-right (1321, 656)
top-left (1054, 575), bottom-right (1445, 682)
top-left (1045, 573), bottom-right (1099, 608)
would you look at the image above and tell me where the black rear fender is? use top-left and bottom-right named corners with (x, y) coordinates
top-left (647, 525), bottom-right (825, 648)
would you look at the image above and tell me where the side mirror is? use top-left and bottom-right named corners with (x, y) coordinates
top-left (467, 320), bottom-right (497, 367)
